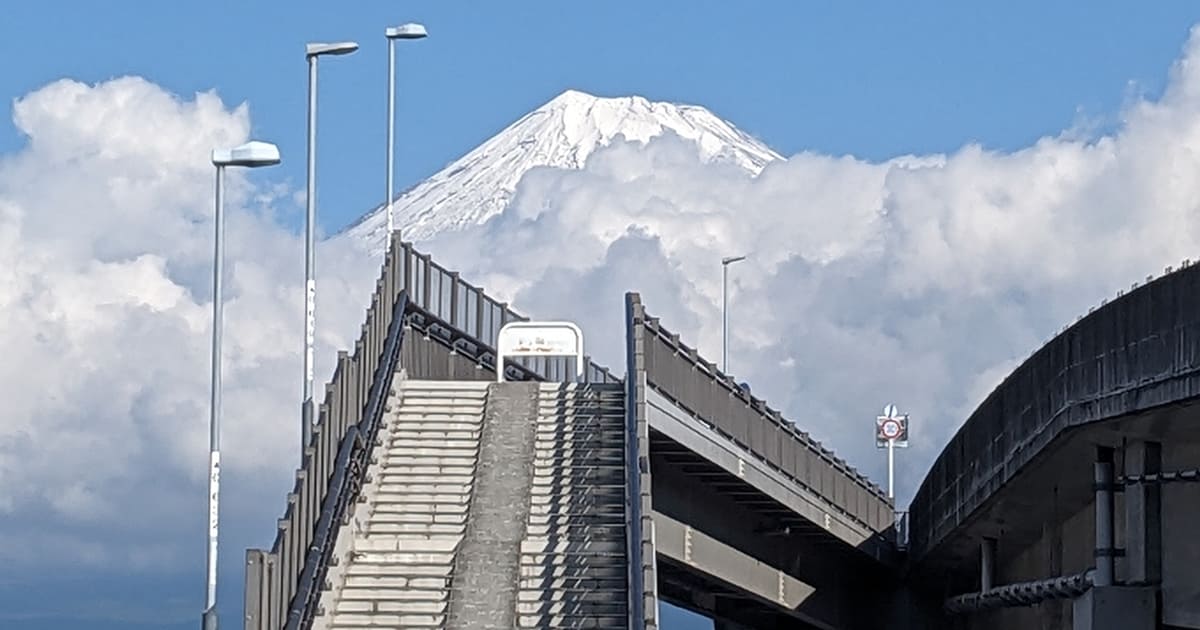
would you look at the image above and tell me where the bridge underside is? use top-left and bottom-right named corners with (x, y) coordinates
top-left (911, 400), bottom-right (1200, 628)
top-left (657, 556), bottom-right (821, 630)
top-left (649, 427), bottom-right (900, 630)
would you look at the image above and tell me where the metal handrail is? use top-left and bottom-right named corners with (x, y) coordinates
top-left (283, 292), bottom-right (409, 630)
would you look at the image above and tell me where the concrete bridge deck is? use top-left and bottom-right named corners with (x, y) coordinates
top-left (907, 261), bottom-right (1200, 628)
top-left (241, 230), bottom-right (1200, 629)
top-left (243, 235), bottom-right (902, 630)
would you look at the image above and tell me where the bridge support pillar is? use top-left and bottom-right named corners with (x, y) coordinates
top-left (1072, 586), bottom-right (1156, 630)
top-left (1093, 448), bottom-right (1115, 586)
top-left (980, 537), bottom-right (996, 593)
top-left (1124, 440), bottom-right (1162, 585)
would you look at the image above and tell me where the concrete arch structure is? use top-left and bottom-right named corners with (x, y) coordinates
top-left (907, 262), bottom-right (1200, 628)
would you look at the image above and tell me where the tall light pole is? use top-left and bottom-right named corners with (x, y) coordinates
top-left (303, 41), bottom-right (358, 456)
top-left (204, 140), bottom-right (281, 630)
top-left (721, 255), bottom-right (746, 374)
top-left (385, 23), bottom-right (428, 235)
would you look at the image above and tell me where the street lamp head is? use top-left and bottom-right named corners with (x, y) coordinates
top-left (386, 23), bottom-right (428, 39)
top-left (212, 140), bottom-right (281, 167)
top-left (722, 255), bottom-right (747, 266)
top-left (306, 41), bottom-right (359, 57)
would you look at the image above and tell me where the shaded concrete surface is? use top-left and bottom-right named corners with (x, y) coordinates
top-left (446, 382), bottom-right (539, 629)
top-left (1073, 586), bottom-right (1156, 630)
top-left (312, 379), bottom-right (489, 629)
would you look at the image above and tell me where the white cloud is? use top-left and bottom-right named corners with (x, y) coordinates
top-left (422, 26), bottom-right (1200, 503)
top-left (9, 23), bottom-right (1200, 603)
top-left (0, 76), bottom-right (374, 571)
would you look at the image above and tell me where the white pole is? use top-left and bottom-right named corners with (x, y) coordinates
top-left (722, 262), bottom-right (728, 373)
top-left (887, 438), bottom-right (895, 500)
top-left (386, 36), bottom-right (396, 235)
top-left (202, 164), bottom-right (226, 630)
top-left (302, 54), bottom-right (318, 457)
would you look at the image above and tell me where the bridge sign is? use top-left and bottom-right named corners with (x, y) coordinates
top-left (875, 403), bottom-right (909, 500)
top-left (875, 404), bottom-right (909, 448)
top-left (495, 321), bottom-right (585, 383)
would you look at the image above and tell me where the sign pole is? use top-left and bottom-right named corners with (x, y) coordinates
top-left (876, 403), bottom-right (908, 503)
top-left (887, 438), bottom-right (895, 500)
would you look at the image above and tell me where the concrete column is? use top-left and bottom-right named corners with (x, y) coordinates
top-left (1094, 448), bottom-right (1115, 587)
top-left (1073, 586), bottom-right (1156, 630)
top-left (1124, 440), bottom-right (1162, 585)
top-left (981, 537), bottom-right (996, 592)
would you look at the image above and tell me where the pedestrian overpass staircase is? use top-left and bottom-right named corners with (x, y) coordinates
top-left (308, 377), bottom-right (628, 629)
top-left (244, 236), bottom-right (894, 630)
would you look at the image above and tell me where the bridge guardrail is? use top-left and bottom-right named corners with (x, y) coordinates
top-left (397, 240), bottom-right (620, 385)
top-left (625, 293), bottom-right (659, 630)
top-left (245, 234), bottom-right (621, 629)
top-left (628, 293), bottom-right (894, 535)
top-left (908, 263), bottom-right (1200, 559)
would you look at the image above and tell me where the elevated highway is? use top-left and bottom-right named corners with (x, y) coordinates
top-left (241, 235), bottom-right (903, 630)
top-left (906, 262), bottom-right (1200, 629)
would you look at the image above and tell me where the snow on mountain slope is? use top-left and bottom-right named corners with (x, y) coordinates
top-left (336, 89), bottom-right (783, 255)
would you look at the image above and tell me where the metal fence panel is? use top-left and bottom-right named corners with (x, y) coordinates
top-left (630, 294), bottom-right (891, 535)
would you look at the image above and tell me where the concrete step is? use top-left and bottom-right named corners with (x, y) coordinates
top-left (382, 446), bottom-right (478, 459)
top-left (337, 585), bottom-right (449, 600)
top-left (520, 539), bottom-right (631, 550)
top-left (392, 406), bottom-right (486, 416)
top-left (370, 503), bottom-right (469, 516)
top-left (353, 537), bottom-right (460, 552)
top-left (528, 484), bottom-right (626, 496)
top-left (351, 550), bottom-right (456, 565)
top-left (517, 576), bottom-right (627, 591)
top-left (375, 465), bottom-right (476, 476)
top-left (344, 563), bottom-right (454, 578)
top-left (342, 574), bottom-right (450, 590)
top-left (387, 420), bottom-right (482, 430)
top-left (516, 613), bottom-right (627, 628)
top-left (372, 487), bottom-right (471, 500)
top-left (526, 514), bottom-right (626, 527)
top-left (363, 522), bottom-right (466, 535)
top-left (388, 430), bottom-right (479, 441)
top-left (335, 598), bottom-right (447, 614)
top-left (372, 481), bottom-right (472, 494)
top-left (378, 455), bottom-right (477, 467)
top-left (328, 612), bottom-right (446, 627)
top-left (528, 504), bottom-right (626, 517)
top-left (518, 564), bottom-right (628, 580)
top-left (525, 525), bottom-right (626, 536)
top-left (372, 473), bottom-right (475, 484)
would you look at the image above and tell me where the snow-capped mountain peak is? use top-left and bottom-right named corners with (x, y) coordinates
top-left (338, 89), bottom-right (783, 254)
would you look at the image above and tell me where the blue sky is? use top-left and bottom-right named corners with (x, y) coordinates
top-left (5, 1), bottom-right (1200, 238)
top-left (5, 2), bottom-right (1200, 629)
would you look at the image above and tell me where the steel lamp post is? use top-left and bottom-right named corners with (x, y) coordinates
top-left (204, 140), bottom-right (281, 630)
top-left (302, 40), bottom-right (358, 456)
top-left (384, 23), bottom-right (427, 234)
top-left (721, 254), bottom-right (747, 374)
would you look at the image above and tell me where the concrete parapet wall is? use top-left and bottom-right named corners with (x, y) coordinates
top-left (910, 263), bottom-right (1200, 561)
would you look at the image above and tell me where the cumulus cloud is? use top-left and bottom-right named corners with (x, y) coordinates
top-left (10, 24), bottom-right (1200, 625)
top-left (423, 26), bottom-right (1200, 502)
top-left (0, 75), bottom-right (374, 580)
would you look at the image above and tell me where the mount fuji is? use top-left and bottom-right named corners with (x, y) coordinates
top-left (335, 89), bottom-right (784, 255)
